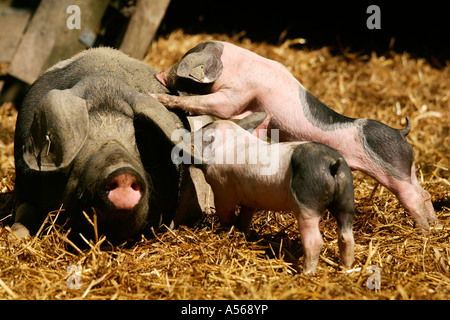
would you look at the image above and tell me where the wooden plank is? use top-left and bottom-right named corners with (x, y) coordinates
top-left (8, 0), bottom-right (109, 84)
top-left (8, 0), bottom-right (72, 84)
top-left (120, 0), bottom-right (171, 59)
top-left (0, 8), bottom-right (32, 62)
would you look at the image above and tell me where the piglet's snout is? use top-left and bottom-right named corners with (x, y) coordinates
top-left (105, 170), bottom-right (142, 210)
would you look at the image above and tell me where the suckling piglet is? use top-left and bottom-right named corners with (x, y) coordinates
top-left (179, 113), bottom-right (355, 274)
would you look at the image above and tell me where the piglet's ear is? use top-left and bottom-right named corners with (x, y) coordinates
top-left (236, 112), bottom-right (271, 131)
top-left (236, 112), bottom-right (272, 139)
top-left (176, 41), bottom-right (224, 84)
top-left (23, 89), bottom-right (88, 171)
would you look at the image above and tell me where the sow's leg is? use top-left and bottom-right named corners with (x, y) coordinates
top-left (10, 203), bottom-right (38, 240)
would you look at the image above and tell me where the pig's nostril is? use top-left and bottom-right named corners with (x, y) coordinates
top-left (105, 182), bottom-right (118, 191)
top-left (131, 183), bottom-right (140, 191)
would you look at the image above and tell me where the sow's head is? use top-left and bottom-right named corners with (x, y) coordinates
top-left (22, 86), bottom-right (179, 244)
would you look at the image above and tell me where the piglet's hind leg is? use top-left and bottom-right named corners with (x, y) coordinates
top-left (331, 209), bottom-right (355, 269)
top-left (296, 210), bottom-right (323, 274)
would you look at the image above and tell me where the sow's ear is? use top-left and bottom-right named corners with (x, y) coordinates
top-left (131, 93), bottom-right (184, 144)
top-left (23, 89), bottom-right (88, 171)
top-left (130, 91), bottom-right (208, 165)
top-left (176, 41), bottom-right (224, 84)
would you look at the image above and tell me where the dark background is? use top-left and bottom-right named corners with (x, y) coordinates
top-left (157, 1), bottom-right (449, 66)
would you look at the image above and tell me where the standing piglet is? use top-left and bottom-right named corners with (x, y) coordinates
top-left (180, 113), bottom-right (355, 274)
top-left (152, 41), bottom-right (436, 229)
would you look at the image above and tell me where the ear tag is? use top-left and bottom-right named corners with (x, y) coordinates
top-left (45, 134), bottom-right (51, 157)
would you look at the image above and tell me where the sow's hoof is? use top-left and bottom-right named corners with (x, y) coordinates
top-left (8, 222), bottom-right (31, 241)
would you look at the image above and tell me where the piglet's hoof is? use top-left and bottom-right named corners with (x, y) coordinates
top-left (421, 219), bottom-right (443, 234)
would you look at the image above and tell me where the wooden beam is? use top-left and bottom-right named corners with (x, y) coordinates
top-left (0, 8), bottom-right (32, 63)
top-left (120, 0), bottom-right (171, 59)
top-left (8, 0), bottom-right (109, 84)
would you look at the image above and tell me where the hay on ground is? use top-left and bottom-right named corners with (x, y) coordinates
top-left (0, 30), bottom-right (449, 299)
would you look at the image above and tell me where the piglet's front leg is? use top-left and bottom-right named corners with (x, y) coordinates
top-left (234, 206), bottom-right (257, 232)
top-left (150, 91), bottom-right (242, 119)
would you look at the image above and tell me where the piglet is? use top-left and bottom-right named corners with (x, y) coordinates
top-left (152, 41), bottom-right (436, 229)
top-left (179, 113), bottom-right (355, 274)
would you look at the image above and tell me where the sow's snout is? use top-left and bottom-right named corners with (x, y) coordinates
top-left (104, 167), bottom-right (145, 212)
top-left (80, 165), bottom-right (151, 244)
top-left (69, 139), bottom-right (154, 244)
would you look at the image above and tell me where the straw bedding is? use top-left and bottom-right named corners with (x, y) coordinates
top-left (0, 30), bottom-right (448, 300)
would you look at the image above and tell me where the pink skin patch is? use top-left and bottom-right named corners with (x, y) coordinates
top-left (106, 174), bottom-right (141, 210)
